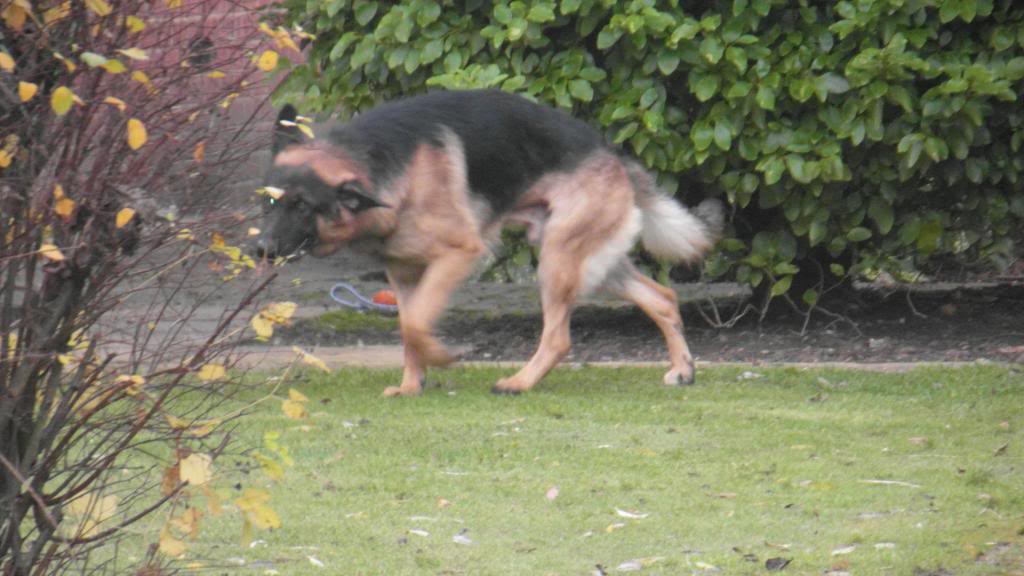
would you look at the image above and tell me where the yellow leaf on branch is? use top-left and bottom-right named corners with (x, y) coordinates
top-left (159, 527), bottom-right (187, 557)
top-left (197, 363), bottom-right (225, 381)
top-left (117, 47), bottom-right (149, 61)
top-left (251, 315), bottom-right (273, 341)
top-left (51, 86), bottom-right (75, 116)
top-left (84, 0), bottom-right (111, 16)
top-left (263, 302), bottom-right (297, 323)
top-left (2, 1), bottom-right (29, 31)
top-left (39, 243), bottom-right (65, 261)
top-left (18, 81), bottom-right (36, 102)
top-left (127, 118), bottom-right (147, 150)
top-left (288, 387), bottom-right (309, 402)
top-left (256, 50), bottom-right (279, 72)
top-left (250, 302), bottom-right (297, 341)
top-left (116, 207), bottom-right (135, 228)
top-left (171, 508), bottom-right (203, 540)
top-left (0, 151), bottom-right (11, 168)
top-left (293, 347), bottom-right (330, 372)
top-left (101, 59), bottom-right (126, 74)
top-left (114, 374), bottom-right (146, 395)
top-left (193, 140), bottom-right (205, 163)
top-left (281, 399), bottom-right (307, 420)
top-left (235, 489), bottom-right (280, 530)
top-left (0, 52), bottom-right (14, 72)
top-left (131, 70), bottom-right (151, 85)
top-left (53, 185), bottom-right (75, 219)
top-left (103, 96), bottom-right (126, 111)
top-left (125, 15), bottom-right (145, 32)
top-left (179, 453), bottom-right (213, 486)
top-left (43, 2), bottom-right (70, 24)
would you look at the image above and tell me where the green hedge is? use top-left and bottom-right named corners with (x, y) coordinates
top-left (278, 0), bottom-right (1024, 298)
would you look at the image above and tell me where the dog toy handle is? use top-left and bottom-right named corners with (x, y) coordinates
top-left (329, 282), bottom-right (399, 313)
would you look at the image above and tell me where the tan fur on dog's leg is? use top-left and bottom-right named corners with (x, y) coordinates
top-left (611, 266), bottom-right (695, 385)
top-left (384, 265), bottom-right (426, 397)
top-left (493, 258), bottom-right (577, 394)
top-left (400, 247), bottom-right (483, 369)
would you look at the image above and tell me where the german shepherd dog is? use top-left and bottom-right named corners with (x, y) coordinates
top-left (256, 89), bottom-right (721, 396)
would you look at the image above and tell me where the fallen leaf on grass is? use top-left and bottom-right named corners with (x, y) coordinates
top-left (874, 542), bottom-right (896, 549)
top-left (452, 529), bottom-right (473, 545)
top-left (546, 486), bottom-right (559, 501)
top-left (993, 442), bottom-right (1008, 456)
top-left (616, 557), bottom-right (665, 572)
top-left (615, 508), bottom-right (649, 519)
top-left (306, 555), bottom-right (324, 568)
top-left (605, 522), bottom-right (626, 533)
top-left (765, 541), bottom-right (791, 550)
top-left (859, 479), bottom-right (921, 488)
top-left (909, 436), bottom-right (930, 446)
top-left (831, 545), bottom-right (856, 555)
top-left (765, 557), bottom-right (791, 571)
top-left (408, 529), bottom-right (429, 537)
top-left (437, 498), bottom-right (452, 509)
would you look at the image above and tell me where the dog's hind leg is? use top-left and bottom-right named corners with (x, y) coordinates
top-left (492, 250), bottom-right (579, 394)
top-left (607, 264), bottom-right (695, 385)
top-left (492, 152), bottom-right (640, 394)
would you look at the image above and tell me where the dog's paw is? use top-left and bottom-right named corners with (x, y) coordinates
top-left (663, 366), bottom-right (695, 386)
top-left (491, 377), bottom-right (530, 395)
top-left (383, 384), bottom-right (421, 397)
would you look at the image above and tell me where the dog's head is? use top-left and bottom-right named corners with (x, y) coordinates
top-left (253, 106), bottom-right (386, 260)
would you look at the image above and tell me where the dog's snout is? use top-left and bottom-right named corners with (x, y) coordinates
top-left (251, 237), bottom-right (276, 260)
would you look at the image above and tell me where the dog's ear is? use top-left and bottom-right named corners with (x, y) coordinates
top-left (272, 105), bottom-right (303, 154)
top-left (335, 181), bottom-right (387, 213)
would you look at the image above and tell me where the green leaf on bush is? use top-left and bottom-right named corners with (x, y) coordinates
top-left (569, 79), bottom-right (593, 102)
top-left (769, 275), bottom-right (792, 297)
top-left (846, 227), bottom-right (872, 242)
top-left (354, 1), bottom-right (377, 26)
top-left (658, 51), bottom-right (680, 75)
top-left (714, 120), bottom-right (731, 151)
top-left (700, 37), bottom-right (724, 65)
top-left (420, 39), bottom-right (444, 64)
top-left (693, 75), bottom-right (719, 101)
top-left (802, 288), bottom-right (819, 307)
top-left (809, 220), bottom-right (827, 246)
top-left (597, 28), bottom-right (622, 50)
top-left (868, 197), bottom-right (894, 235)
top-left (691, 123), bottom-right (714, 151)
top-left (756, 85), bottom-right (775, 110)
top-left (527, 3), bottom-right (555, 23)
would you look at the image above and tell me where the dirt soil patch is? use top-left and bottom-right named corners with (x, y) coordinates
top-left (278, 283), bottom-right (1024, 365)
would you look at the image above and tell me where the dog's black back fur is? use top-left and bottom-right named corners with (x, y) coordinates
top-left (327, 90), bottom-right (606, 214)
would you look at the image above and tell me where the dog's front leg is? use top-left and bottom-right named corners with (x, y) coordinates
top-left (383, 264), bottom-right (426, 397)
top-left (382, 247), bottom-right (481, 397)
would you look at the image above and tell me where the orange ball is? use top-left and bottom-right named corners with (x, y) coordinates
top-left (372, 289), bottom-right (397, 306)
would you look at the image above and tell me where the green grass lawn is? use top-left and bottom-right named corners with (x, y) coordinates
top-left (187, 364), bottom-right (1023, 575)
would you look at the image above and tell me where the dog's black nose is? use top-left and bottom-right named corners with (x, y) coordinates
top-left (251, 237), bottom-right (276, 260)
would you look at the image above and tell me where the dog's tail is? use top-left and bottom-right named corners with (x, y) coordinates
top-left (626, 160), bottom-right (724, 264)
